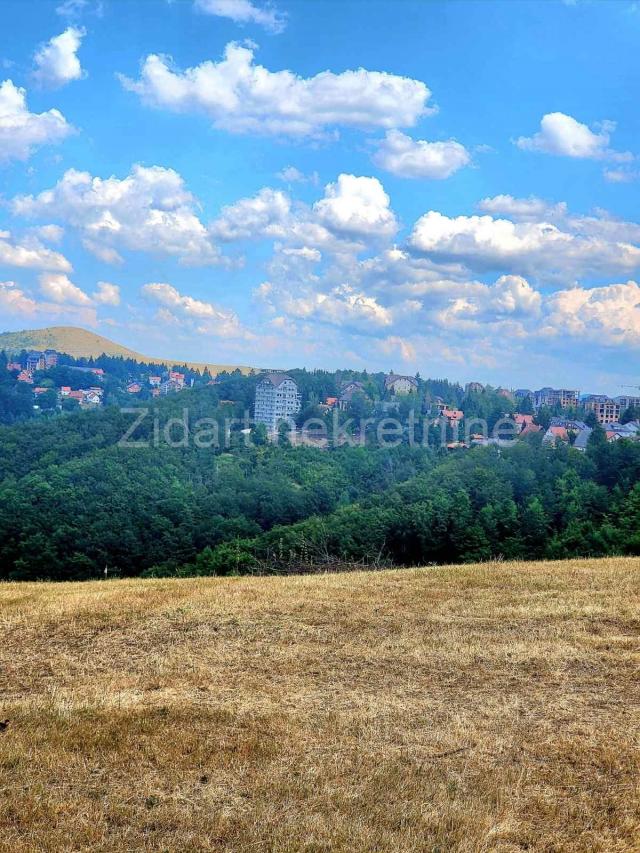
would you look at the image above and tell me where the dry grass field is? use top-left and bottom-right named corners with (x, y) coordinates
top-left (1, 558), bottom-right (639, 852)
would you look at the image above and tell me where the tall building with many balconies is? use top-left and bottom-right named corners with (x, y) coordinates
top-left (254, 373), bottom-right (302, 432)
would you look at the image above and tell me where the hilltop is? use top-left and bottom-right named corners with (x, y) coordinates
top-left (0, 326), bottom-right (255, 375)
top-left (0, 558), bottom-right (638, 851)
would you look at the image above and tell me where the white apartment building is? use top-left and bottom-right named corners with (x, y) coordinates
top-left (254, 373), bottom-right (302, 432)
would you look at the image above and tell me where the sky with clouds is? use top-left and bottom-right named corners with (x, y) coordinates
top-left (1, 0), bottom-right (639, 392)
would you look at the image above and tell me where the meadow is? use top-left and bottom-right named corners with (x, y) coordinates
top-left (1, 558), bottom-right (639, 851)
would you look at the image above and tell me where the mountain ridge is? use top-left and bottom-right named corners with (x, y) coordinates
top-left (0, 326), bottom-right (255, 375)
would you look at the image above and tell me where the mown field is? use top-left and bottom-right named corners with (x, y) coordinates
top-left (1, 558), bottom-right (639, 852)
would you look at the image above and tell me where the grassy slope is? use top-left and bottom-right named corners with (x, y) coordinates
top-left (1, 558), bottom-right (639, 852)
top-left (0, 326), bottom-right (255, 375)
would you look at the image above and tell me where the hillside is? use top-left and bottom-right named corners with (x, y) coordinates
top-left (1, 558), bottom-right (638, 851)
top-left (0, 326), bottom-right (255, 375)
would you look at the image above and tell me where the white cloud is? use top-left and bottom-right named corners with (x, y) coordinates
top-left (210, 187), bottom-right (291, 241)
top-left (0, 79), bottom-right (73, 163)
top-left (0, 231), bottom-right (71, 272)
top-left (194, 0), bottom-right (286, 33)
top-left (409, 210), bottom-right (640, 278)
top-left (30, 224), bottom-right (65, 243)
top-left (277, 165), bottom-right (319, 185)
top-left (93, 281), bottom-right (120, 305)
top-left (477, 194), bottom-right (567, 222)
top-left (33, 27), bottom-right (85, 89)
top-left (542, 280), bottom-right (640, 346)
top-left (516, 112), bottom-right (632, 162)
top-left (119, 41), bottom-right (433, 137)
top-left (604, 167), bottom-right (639, 184)
top-left (0, 281), bottom-right (37, 315)
top-left (313, 174), bottom-right (397, 239)
top-left (257, 281), bottom-right (397, 333)
top-left (372, 129), bottom-right (470, 179)
top-left (142, 282), bottom-right (248, 337)
top-left (13, 165), bottom-right (221, 266)
top-left (39, 272), bottom-right (92, 305)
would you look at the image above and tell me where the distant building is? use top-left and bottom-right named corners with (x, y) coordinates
top-left (160, 379), bottom-right (182, 395)
top-left (338, 380), bottom-right (368, 411)
top-left (534, 387), bottom-right (579, 410)
top-left (583, 396), bottom-right (621, 425)
top-left (441, 407), bottom-right (464, 427)
top-left (149, 375), bottom-right (162, 387)
top-left (254, 373), bottom-right (302, 431)
top-left (465, 382), bottom-right (484, 394)
top-left (26, 351), bottom-right (45, 373)
top-left (17, 370), bottom-right (33, 384)
top-left (126, 383), bottom-right (142, 394)
top-left (44, 350), bottom-right (58, 368)
top-left (6, 362), bottom-right (22, 372)
top-left (169, 371), bottom-right (185, 387)
top-left (384, 374), bottom-right (418, 395)
top-left (615, 395), bottom-right (640, 413)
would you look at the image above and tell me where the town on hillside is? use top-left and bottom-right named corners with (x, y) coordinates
top-left (2, 348), bottom-right (639, 449)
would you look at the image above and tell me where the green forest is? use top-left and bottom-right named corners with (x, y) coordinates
top-left (1, 375), bottom-right (639, 581)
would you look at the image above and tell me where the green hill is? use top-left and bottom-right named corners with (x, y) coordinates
top-left (0, 326), bottom-right (255, 375)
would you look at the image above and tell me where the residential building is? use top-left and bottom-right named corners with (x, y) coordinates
top-left (384, 374), bottom-right (418, 395)
top-left (126, 383), bottom-right (142, 394)
top-left (254, 373), bottom-right (302, 431)
top-left (534, 387), bottom-right (579, 410)
top-left (465, 382), bottom-right (484, 394)
top-left (338, 380), bottom-right (368, 411)
top-left (149, 375), bottom-right (162, 387)
top-left (26, 351), bottom-right (45, 372)
top-left (441, 407), bottom-right (464, 427)
top-left (615, 395), bottom-right (640, 413)
top-left (6, 362), bottom-right (22, 372)
top-left (160, 379), bottom-right (182, 395)
top-left (17, 370), bottom-right (33, 384)
top-left (44, 350), bottom-right (58, 368)
top-left (583, 396), bottom-right (621, 425)
top-left (169, 371), bottom-right (185, 387)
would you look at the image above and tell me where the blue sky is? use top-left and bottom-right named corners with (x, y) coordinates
top-left (1, 0), bottom-right (639, 392)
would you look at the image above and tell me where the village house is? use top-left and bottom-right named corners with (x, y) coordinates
top-left (338, 381), bottom-right (368, 411)
top-left (126, 383), bottom-right (143, 394)
top-left (149, 376), bottom-right (162, 387)
top-left (7, 361), bottom-right (22, 372)
top-left (26, 351), bottom-right (45, 373)
top-left (384, 374), bottom-right (418, 395)
top-left (17, 370), bottom-right (33, 384)
top-left (169, 371), bottom-right (186, 387)
top-left (465, 382), bottom-right (484, 394)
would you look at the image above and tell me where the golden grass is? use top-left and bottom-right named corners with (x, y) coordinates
top-left (1, 558), bottom-right (639, 851)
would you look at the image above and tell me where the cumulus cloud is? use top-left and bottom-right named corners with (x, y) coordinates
top-left (119, 41), bottom-right (433, 137)
top-left (210, 188), bottom-right (291, 241)
top-left (12, 165), bottom-right (221, 266)
top-left (516, 112), bottom-right (632, 162)
top-left (39, 272), bottom-right (92, 305)
top-left (142, 282), bottom-right (248, 337)
top-left (0, 230), bottom-right (71, 271)
top-left (0, 79), bottom-right (73, 163)
top-left (372, 129), bottom-right (470, 179)
top-left (194, 0), bottom-right (286, 33)
top-left (93, 281), bottom-right (120, 305)
top-left (0, 281), bottom-right (37, 315)
top-left (409, 210), bottom-right (640, 278)
top-left (313, 174), bottom-right (397, 239)
top-left (542, 280), bottom-right (640, 346)
top-left (276, 165), bottom-right (319, 185)
top-left (257, 281), bottom-right (401, 333)
top-left (477, 194), bottom-right (567, 222)
top-left (33, 27), bottom-right (85, 89)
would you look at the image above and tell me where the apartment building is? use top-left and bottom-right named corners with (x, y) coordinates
top-left (583, 396), bottom-right (621, 425)
top-left (533, 387), bottom-right (579, 410)
top-left (254, 373), bottom-right (302, 431)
